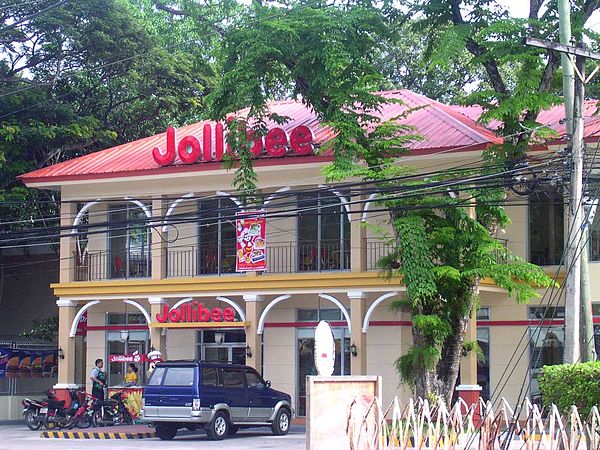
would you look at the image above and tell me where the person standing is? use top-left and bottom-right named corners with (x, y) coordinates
top-left (124, 363), bottom-right (138, 386)
top-left (90, 358), bottom-right (106, 401)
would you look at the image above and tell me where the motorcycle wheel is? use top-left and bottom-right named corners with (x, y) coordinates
top-left (24, 410), bottom-right (42, 431)
top-left (92, 409), bottom-right (106, 427)
top-left (43, 414), bottom-right (57, 430)
top-left (76, 413), bottom-right (93, 429)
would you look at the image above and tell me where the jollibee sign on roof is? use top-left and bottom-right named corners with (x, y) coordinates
top-left (152, 123), bottom-right (315, 166)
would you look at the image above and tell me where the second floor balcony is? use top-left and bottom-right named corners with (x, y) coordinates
top-left (75, 239), bottom-right (392, 281)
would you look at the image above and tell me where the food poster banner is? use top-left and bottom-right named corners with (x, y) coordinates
top-left (0, 348), bottom-right (17, 378)
top-left (41, 351), bottom-right (58, 377)
top-left (107, 388), bottom-right (143, 419)
top-left (236, 211), bottom-right (266, 272)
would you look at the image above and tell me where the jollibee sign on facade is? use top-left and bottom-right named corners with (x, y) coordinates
top-left (155, 302), bottom-right (237, 324)
top-left (152, 123), bottom-right (314, 166)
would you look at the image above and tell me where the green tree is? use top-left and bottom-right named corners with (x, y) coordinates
top-left (201, 0), bottom-right (575, 403)
top-left (0, 0), bottom-right (212, 230)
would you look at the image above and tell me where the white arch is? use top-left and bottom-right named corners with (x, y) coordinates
top-left (123, 197), bottom-right (152, 219)
top-left (257, 295), bottom-right (291, 335)
top-left (262, 186), bottom-right (290, 208)
top-left (71, 200), bottom-right (101, 231)
top-left (123, 300), bottom-right (152, 331)
top-left (318, 185), bottom-right (351, 220)
top-left (217, 191), bottom-right (244, 211)
top-left (69, 300), bottom-right (100, 338)
top-left (72, 198), bottom-right (151, 232)
top-left (362, 292), bottom-right (398, 333)
top-left (169, 296), bottom-right (246, 322)
top-left (361, 193), bottom-right (379, 222)
top-left (162, 192), bottom-right (195, 232)
top-left (318, 294), bottom-right (352, 332)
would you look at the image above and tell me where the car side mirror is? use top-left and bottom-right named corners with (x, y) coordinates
top-left (265, 380), bottom-right (271, 388)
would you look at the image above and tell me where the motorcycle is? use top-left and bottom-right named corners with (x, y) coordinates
top-left (92, 390), bottom-right (134, 427)
top-left (22, 390), bottom-right (55, 431)
top-left (44, 388), bottom-right (93, 430)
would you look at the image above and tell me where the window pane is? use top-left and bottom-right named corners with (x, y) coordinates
top-left (476, 308), bottom-right (490, 321)
top-left (528, 306), bottom-right (565, 320)
top-left (163, 367), bottom-right (195, 386)
top-left (107, 313), bottom-right (126, 325)
top-left (221, 369), bottom-right (245, 388)
top-left (529, 191), bottom-right (564, 265)
top-left (297, 309), bottom-right (342, 321)
top-left (245, 370), bottom-right (263, 388)
top-left (147, 367), bottom-right (165, 386)
top-left (201, 368), bottom-right (219, 387)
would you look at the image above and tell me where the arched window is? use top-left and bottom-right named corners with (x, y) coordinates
top-left (108, 204), bottom-right (151, 278)
top-left (197, 197), bottom-right (238, 275)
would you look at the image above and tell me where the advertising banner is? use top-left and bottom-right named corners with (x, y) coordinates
top-left (41, 350), bottom-right (57, 377)
top-left (235, 211), bottom-right (266, 272)
top-left (0, 347), bottom-right (16, 378)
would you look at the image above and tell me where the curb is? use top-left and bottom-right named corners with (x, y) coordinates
top-left (41, 430), bottom-right (156, 439)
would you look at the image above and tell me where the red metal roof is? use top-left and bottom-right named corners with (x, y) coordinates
top-left (451, 100), bottom-right (600, 142)
top-left (20, 90), bottom-right (504, 186)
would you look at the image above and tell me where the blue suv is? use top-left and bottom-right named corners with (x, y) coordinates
top-left (141, 360), bottom-right (293, 440)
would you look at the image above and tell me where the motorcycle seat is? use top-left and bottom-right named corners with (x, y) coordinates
top-left (47, 399), bottom-right (66, 409)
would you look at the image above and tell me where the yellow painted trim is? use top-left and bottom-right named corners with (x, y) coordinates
top-left (52, 271), bottom-right (403, 297)
top-left (151, 321), bottom-right (248, 328)
top-left (51, 269), bottom-right (563, 298)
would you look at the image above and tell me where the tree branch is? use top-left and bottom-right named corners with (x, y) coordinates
top-left (152, 0), bottom-right (225, 37)
top-left (448, 0), bottom-right (508, 95)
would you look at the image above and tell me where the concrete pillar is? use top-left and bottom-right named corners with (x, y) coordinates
top-left (348, 291), bottom-right (367, 375)
top-left (151, 197), bottom-right (168, 280)
top-left (60, 201), bottom-right (78, 283)
top-left (460, 305), bottom-right (478, 385)
top-left (56, 299), bottom-right (78, 384)
top-left (243, 294), bottom-right (263, 374)
top-left (148, 297), bottom-right (167, 357)
top-left (350, 196), bottom-right (367, 272)
top-left (460, 198), bottom-right (478, 386)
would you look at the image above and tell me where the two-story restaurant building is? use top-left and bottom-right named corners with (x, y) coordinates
top-left (18, 90), bottom-right (600, 412)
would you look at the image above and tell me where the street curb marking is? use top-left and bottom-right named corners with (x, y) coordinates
top-left (41, 430), bottom-right (156, 439)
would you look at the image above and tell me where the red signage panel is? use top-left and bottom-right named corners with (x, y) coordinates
top-left (236, 212), bottom-right (266, 272)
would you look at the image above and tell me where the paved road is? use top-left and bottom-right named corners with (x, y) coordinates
top-left (0, 423), bottom-right (306, 450)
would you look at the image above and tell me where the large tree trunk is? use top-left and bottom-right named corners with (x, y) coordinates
top-left (413, 292), bottom-right (476, 406)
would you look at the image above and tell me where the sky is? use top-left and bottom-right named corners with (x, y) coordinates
top-left (501, 0), bottom-right (600, 33)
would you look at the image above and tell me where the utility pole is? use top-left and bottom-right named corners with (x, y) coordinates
top-left (524, 37), bottom-right (600, 364)
top-left (558, 0), bottom-right (574, 136)
top-left (558, 0), bottom-right (580, 364)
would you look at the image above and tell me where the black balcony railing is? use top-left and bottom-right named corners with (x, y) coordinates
top-left (76, 238), bottom-right (510, 280)
top-left (366, 239), bottom-right (394, 271)
top-left (166, 240), bottom-right (351, 277)
top-left (75, 251), bottom-right (150, 281)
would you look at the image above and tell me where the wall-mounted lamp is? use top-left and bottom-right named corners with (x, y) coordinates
top-left (215, 332), bottom-right (225, 345)
top-left (349, 343), bottom-right (357, 357)
top-left (57, 347), bottom-right (65, 360)
top-left (245, 345), bottom-right (252, 358)
top-left (120, 330), bottom-right (129, 341)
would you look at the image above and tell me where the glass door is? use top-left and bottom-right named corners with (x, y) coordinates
top-left (296, 327), bottom-right (350, 416)
top-left (106, 330), bottom-right (148, 386)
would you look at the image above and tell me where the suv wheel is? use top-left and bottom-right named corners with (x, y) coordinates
top-left (155, 424), bottom-right (178, 441)
top-left (206, 411), bottom-right (228, 440)
top-left (271, 408), bottom-right (291, 436)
